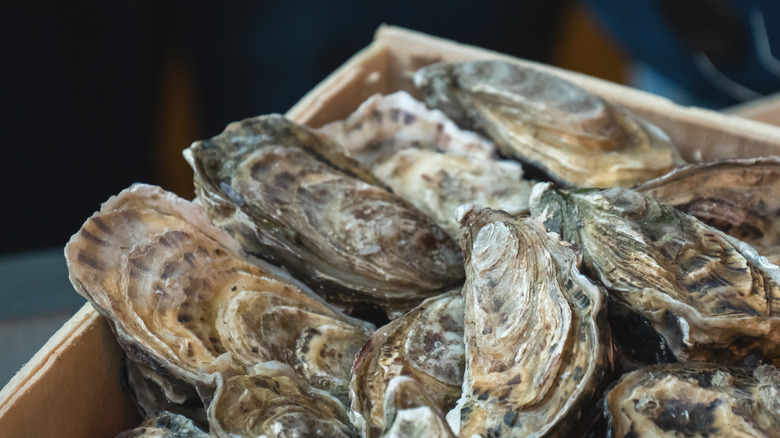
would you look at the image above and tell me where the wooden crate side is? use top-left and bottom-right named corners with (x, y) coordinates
top-left (287, 43), bottom-right (392, 127)
top-left (0, 304), bottom-right (139, 438)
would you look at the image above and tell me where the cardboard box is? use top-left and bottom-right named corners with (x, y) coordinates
top-left (2, 25), bottom-right (780, 438)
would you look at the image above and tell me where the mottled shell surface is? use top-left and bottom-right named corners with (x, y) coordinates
top-left (380, 376), bottom-right (456, 438)
top-left (115, 411), bottom-right (208, 438)
top-left (414, 61), bottom-right (685, 188)
top-left (65, 184), bottom-right (373, 403)
top-left (636, 156), bottom-right (780, 264)
top-left (453, 206), bottom-right (614, 437)
top-left (531, 183), bottom-right (780, 366)
top-left (349, 290), bottom-right (464, 437)
top-left (200, 361), bottom-right (355, 438)
top-left (317, 91), bottom-right (533, 238)
top-left (184, 114), bottom-right (464, 319)
top-left (605, 363), bottom-right (780, 437)
top-left (317, 91), bottom-right (498, 164)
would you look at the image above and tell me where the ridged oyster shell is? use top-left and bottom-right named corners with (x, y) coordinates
top-left (530, 183), bottom-right (780, 366)
top-left (317, 91), bottom-right (533, 238)
top-left (349, 290), bottom-right (464, 437)
top-left (380, 376), bottom-right (456, 438)
top-left (115, 411), bottom-right (208, 438)
top-left (184, 114), bottom-right (464, 319)
top-left (199, 360), bottom-right (355, 437)
top-left (414, 60), bottom-right (685, 188)
top-left (452, 206), bottom-right (614, 437)
top-left (605, 363), bottom-right (780, 437)
top-left (636, 156), bottom-right (780, 264)
top-left (65, 184), bottom-right (373, 404)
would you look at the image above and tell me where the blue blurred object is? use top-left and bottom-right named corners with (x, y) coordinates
top-left (584, 0), bottom-right (780, 108)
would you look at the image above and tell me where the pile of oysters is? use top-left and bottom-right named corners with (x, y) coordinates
top-left (65, 60), bottom-right (780, 437)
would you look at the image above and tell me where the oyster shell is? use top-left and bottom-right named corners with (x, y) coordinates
top-left (380, 376), bottom-right (456, 438)
top-left (184, 114), bottom-right (464, 319)
top-left (605, 363), bottom-right (780, 437)
top-left (316, 91), bottom-right (497, 164)
top-left (530, 183), bottom-right (780, 366)
top-left (414, 60), bottom-right (685, 188)
top-left (317, 91), bottom-right (533, 238)
top-left (453, 206), bottom-right (614, 437)
top-left (636, 156), bottom-right (780, 264)
top-left (123, 358), bottom-right (207, 429)
top-left (349, 290), bottom-right (464, 437)
top-left (65, 184), bottom-right (373, 403)
top-left (198, 360), bottom-right (355, 437)
top-left (115, 412), bottom-right (208, 438)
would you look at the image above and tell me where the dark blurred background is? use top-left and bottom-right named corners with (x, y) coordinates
top-left (1, 0), bottom-right (779, 385)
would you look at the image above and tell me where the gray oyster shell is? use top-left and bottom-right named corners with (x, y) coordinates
top-left (380, 376), bottom-right (456, 438)
top-left (65, 184), bottom-right (373, 404)
top-left (317, 91), bottom-right (533, 239)
top-left (530, 183), bottom-right (780, 366)
top-left (452, 206), bottom-right (614, 437)
top-left (198, 360), bottom-right (356, 438)
top-left (123, 358), bottom-right (207, 430)
top-left (183, 114), bottom-right (464, 319)
top-left (605, 363), bottom-right (780, 437)
top-left (115, 411), bottom-right (208, 438)
top-left (414, 60), bottom-right (684, 188)
top-left (349, 290), bottom-right (464, 437)
top-left (636, 156), bottom-right (780, 264)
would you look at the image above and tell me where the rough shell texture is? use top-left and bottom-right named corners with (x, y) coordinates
top-left (530, 183), bottom-right (780, 366)
top-left (414, 61), bottom-right (685, 188)
top-left (605, 363), bottom-right (780, 437)
top-left (199, 361), bottom-right (355, 438)
top-left (349, 290), bottom-right (464, 437)
top-left (115, 411), bottom-right (208, 438)
top-left (65, 184), bottom-right (373, 404)
top-left (380, 376), bottom-right (456, 438)
top-left (318, 92), bottom-right (532, 238)
top-left (452, 206), bottom-right (614, 437)
top-left (123, 358), bottom-right (208, 429)
top-left (636, 156), bottom-right (780, 264)
top-left (184, 114), bottom-right (464, 319)
top-left (316, 91), bottom-right (498, 163)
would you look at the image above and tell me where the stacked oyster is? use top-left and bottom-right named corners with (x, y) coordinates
top-left (65, 60), bottom-right (780, 437)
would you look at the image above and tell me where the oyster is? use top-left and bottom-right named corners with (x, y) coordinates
top-left (198, 360), bottom-right (355, 438)
top-left (636, 156), bottom-right (780, 264)
top-left (530, 183), bottom-right (780, 366)
top-left (453, 206), bottom-right (614, 437)
top-left (316, 91), bottom-right (498, 164)
top-left (317, 91), bottom-right (534, 238)
top-left (349, 290), bottom-right (464, 437)
top-left (414, 60), bottom-right (685, 188)
top-left (123, 358), bottom-right (207, 429)
top-left (380, 376), bottom-right (456, 438)
top-left (605, 363), bottom-right (780, 437)
top-left (115, 412), bottom-right (208, 438)
top-left (184, 114), bottom-right (464, 319)
top-left (65, 184), bottom-right (374, 403)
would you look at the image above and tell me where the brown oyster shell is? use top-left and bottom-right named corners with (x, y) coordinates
top-left (317, 91), bottom-right (533, 239)
top-left (183, 114), bottom-right (464, 319)
top-left (65, 184), bottom-right (373, 403)
top-left (453, 206), bottom-right (614, 437)
top-left (414, 60), bottom-right (685, 188)
top-left (115, 411), bottom-right (208, 438)
top-left (349, 290), bottom-right (464, 437)
top-left (380, 376), bottom-right (456, 438)
top-left (636, 156), bottom-right (780, 264)
top-left (198, 360), bottom-right (355, 438)
top-left (530, 183), bottom-right (780, 366)
top-left (605, 363), bottom-right (780, 437)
